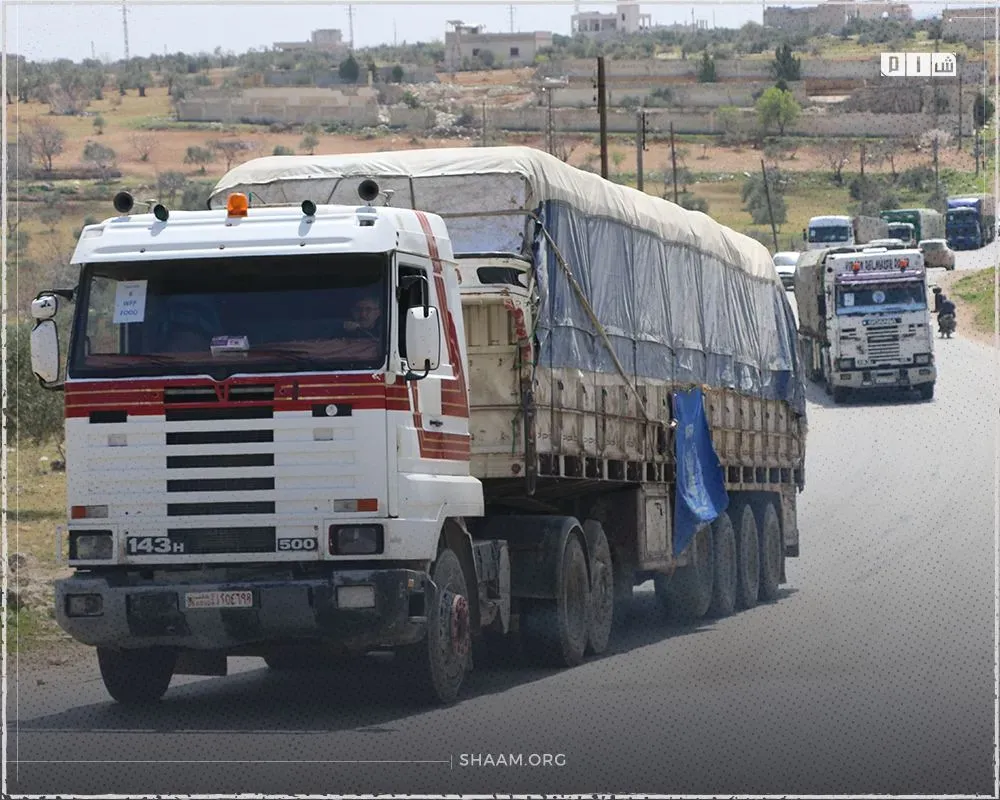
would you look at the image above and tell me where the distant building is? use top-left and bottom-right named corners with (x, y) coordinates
top-left (942, 8), bottom-right (997, 44)
top-left (764, 2), bottom-right (911, 35)
top-left (273, 29), bottom-right (350, 58)
top-left (444, 23), bottom-right (553, 68)
top-left (571, 1), bottom-right (653, 38)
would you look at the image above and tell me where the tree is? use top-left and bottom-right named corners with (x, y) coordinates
top-left (129, 132), bottom-right (157, 163)
top-left (300, 134), bottom-right (319, 155)
top-left (755, 87), bottom-right (801, 136)
top-left (209, 138), bottom-right (258, 170)
top-left (771, 43), bottom-right (801, 82)
top-left (391, 64), bottom-right (405, 83)
top-left (338, 54), bottom-right (360, 83)
top-left (825, 139), bottom-right (854, 185)
top-left (479, 49), bottom-right (496, 68)
top-left (183, 144), bottom-right (215, 173)
top-left (974, 90), bottom-right (995, 128)
top-left (82, 141), bottom-right (117, 180)
top-left (156, 171), bottom-right (189, 204)
top-left (93, 114), bottom-right (106, 135)
top-left (741, 166), bottom-right (787, 225)
top-left (697, 51), bottom-right (717, 83)
top-left (180, 180), bottom-right (215, 211)
top-left (871, 138), bottom-right (902, 179)
top-left (29, 121), bottom-right (66, 172)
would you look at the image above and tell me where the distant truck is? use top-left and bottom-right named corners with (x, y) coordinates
top-left (946, 195), bottom-right (996, 250)
top-left (879, 208), bottom-right (945, 245)
top-left (804, 215), bottom-right (888, 250)
top-left (885, 221), bottom-right (916, 246)
top-left (794, 246), bottom-right (936, 404)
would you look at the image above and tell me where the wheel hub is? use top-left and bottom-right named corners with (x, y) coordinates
top-left (446, 592), bottom-right (469, 659)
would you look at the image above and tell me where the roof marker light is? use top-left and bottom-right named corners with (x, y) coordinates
top-left (227, 193), bottom-right (249, 217)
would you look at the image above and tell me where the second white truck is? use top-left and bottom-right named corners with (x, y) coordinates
top-left (804, 215), bottom-right (888, 250)
top-left (794, 245), bottom-right (936, 403)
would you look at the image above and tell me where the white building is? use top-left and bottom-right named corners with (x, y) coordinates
top-left (571, 1), bottom-right (653, 38)
top-left (274, 29), bottom-right (350, 57)
top-left (444, 24), bottom-right (553, 68)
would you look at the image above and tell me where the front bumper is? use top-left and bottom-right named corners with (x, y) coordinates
top-left (54, 568), bottom-right (430, 653)
top-left (830, 364), bottom-right (936, 389)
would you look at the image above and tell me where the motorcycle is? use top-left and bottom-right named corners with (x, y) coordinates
top-left (938, 312), bottom-right (956, 339)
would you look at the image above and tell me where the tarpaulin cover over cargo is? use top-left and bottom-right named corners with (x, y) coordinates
top-left (209, 146), bottom-right (807, 417)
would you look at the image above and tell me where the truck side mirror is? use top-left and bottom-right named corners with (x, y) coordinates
top-left (30, 319), bottom-right (61, 385)
top-left (405, 306), bottom-right (441, 377)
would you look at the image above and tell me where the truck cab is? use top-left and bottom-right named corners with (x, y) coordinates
top-left (804, 215), bottom-right (854, 250)
top-left (794, 247), bottom-right (936, 403)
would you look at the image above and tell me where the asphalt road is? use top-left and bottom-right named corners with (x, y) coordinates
top-left (5, 253), bottom-right (997, 796)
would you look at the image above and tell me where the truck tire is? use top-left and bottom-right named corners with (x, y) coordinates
top-left (757, 502), bottom-right (782, 603)
top-left (97, 646), bottom-right (176, 705)
top-left (398, 547), bottom-right (471, 705)
top-left (918, 383), bottom-right (934, 401)
top-left (520, 532), bottom-right (590, 668)
top-left (832, 386), bottom-right (849, 404)
top-left (658, 523), bottom-right (715, 620)
top-left (612, 552), bottom-right (634, 629)
top-left (583, 522), bottom-right (614, 656)
top-left (706, 510), bottom-right (737, 618)
top-left (735, 504), bottom-right (760, 610)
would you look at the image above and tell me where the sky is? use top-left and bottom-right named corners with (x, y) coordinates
top-left (2, 0), bottom-right (958, 64)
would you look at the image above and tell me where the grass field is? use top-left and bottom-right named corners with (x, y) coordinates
top-left (952, 267), bottom-right (998, 333)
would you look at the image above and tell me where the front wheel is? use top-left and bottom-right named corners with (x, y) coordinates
top-left (398, 547), bottom-right (471, 705)
top-left (97, 646), bottom-right (176, 705)
top-left (918, 382), bottom-right (935, 401)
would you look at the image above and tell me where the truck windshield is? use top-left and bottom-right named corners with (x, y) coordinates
top-left (808, 226), bottom-right (850, 244)
top-left (835, 282), bottom-right (926, 315)
top-left (69, 253), bottom-right (389, 379)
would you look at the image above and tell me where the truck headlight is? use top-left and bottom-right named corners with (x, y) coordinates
top-left (69, 531), bottom-right (114, 560)
top-left (837, 358), bottom-right (855, 370)
top-left (914, 353), bottom-right (932, 366)
top-left (329, 525), bottom-right (384, 555)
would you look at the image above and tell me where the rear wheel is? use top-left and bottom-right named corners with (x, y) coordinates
top-left (757, 502), bottom-right (783, 603)
top-left (659, 523), bottom-right (715, 620)
top-left (918, 382), bottom-right (935, 401)
top-left (398, 547), bottom-right (470, 705)
top-left (97, 646), bottom-right (176, 705)
top-left (707, 511), bottom-right (737, 618)
top-left (521, 532), bottom-right (590, 668)
top-left (583, 522), bottom-right (614, 656)
top-left (735, 504), bottom-right (760, 610)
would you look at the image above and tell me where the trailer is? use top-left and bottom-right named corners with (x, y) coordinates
top-left (30, 147), bottom-right (808, 706)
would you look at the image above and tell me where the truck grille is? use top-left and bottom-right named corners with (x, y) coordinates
top-left (165, 391), bottom-right (277, 555)
top-left (866, 325), bottom-right (901, 362)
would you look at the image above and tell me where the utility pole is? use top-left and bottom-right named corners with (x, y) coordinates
top-left (545, 88), bottom-right (555, 155)
top-left (347, 4), bottom-right (355, 49)
top-left (636, 108), bottom-right (646, 191)
top-left (509, 4), bottom-right (515, 33)
top-left (121, 0), bottom-right (130, 62)
top-left (761, 158), bottom-right (779, 253)
top-left (957, 53), bottom-right (963, 150)
top-left (860, 140), bottom-right (865, 178)
top-left (597, 56), bottom-right (609, 179)
top-left (482, 98), bottom-right (488, 147)
top-left (670, 122), bottom-right (679, 203)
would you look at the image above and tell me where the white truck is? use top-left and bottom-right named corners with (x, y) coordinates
top-left (30, 147), bottom-right (808, 706)
top-left (804, 215), bottom-right (889, 250)
top-left (794, 245), bottom-right (936, 403)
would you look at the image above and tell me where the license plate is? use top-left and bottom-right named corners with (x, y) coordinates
top-left (875, 374), bottom-right (897, 385)
top-left (184, 590), bottom-right (254, 610)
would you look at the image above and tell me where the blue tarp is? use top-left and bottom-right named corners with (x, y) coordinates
top-left (672, 387), bottom-right (730, 556)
